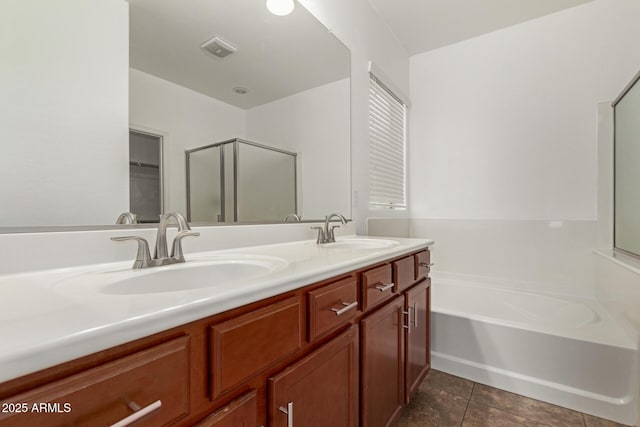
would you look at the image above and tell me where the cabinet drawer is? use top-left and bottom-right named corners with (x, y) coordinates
top-left (361, 264), bottom-right (394, 311)
top-left (0, 336), bottom-right (190, 427)
top-left (193, 389), bottom-right (257, 427)
top-left (308, 276), bottom-right (358, 341)
top-left (393, 256), bottom-right (415, 293)
top-left (415, 250), bottom-right (431, 280)
top-left (209, 296), bottom-right (302, 399)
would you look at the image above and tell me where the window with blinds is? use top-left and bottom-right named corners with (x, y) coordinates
top-left (368, 73), bottom-right (407, 209)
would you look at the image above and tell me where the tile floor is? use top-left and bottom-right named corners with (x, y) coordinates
top-left (395, 370), bottom-right (630, 427)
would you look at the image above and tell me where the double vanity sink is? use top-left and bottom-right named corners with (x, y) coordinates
top-left (0, 235), bottom-right (419, 382)
top-left (0, 234), bottom-right (433, 427)
top-left (57, 238), bottom-right (399, 296)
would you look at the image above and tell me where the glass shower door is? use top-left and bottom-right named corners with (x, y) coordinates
top-left (236, 142), bottom-right (296, 222)
top-left (186, 145), bottom-right (223, 222)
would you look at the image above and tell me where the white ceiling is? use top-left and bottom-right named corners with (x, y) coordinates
top-left (129, 0), bottom-right (349, 109)
top-left (366, 0), bottom-right (595, 55)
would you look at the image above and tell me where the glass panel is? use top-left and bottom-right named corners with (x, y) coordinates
top-left (236, 142), bottom-right (296, 222)
top-left (615, 74), bottom-right (640, 256)
top-left (187, 146), bottom-right (222, 223)
top-left (223, 143), bottom-right (235, 222)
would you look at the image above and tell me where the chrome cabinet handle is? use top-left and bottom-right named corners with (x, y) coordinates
top-left (375, 282), bottom-right (394, 292)
top-left (279, 401), bottom-right (293, 427)
top-left (411, 302), bottom-right (418, 327)
top-left (330, 301), bottom-right (358, 316)
top-left (402, 310), bottom-right (410, 332)
top-left (110, 400), bottom-right (162, 427)
top-left (419, 262), bottom-right (434, 268)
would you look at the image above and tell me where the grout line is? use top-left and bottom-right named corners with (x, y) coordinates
top-left (460, 382), bottom-right (476, 426)
top-left (582, 413), bottom-right (587, 427)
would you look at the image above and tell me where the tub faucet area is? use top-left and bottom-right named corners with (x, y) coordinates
top-left (111, 212), bottom-right (199, 269)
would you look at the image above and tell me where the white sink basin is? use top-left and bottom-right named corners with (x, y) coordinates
top-left (321, 238), bottom-right (399, 250)
top-left (54, 255), bottom-right (288, 295)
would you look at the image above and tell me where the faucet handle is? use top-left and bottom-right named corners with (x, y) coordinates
top-left (311, 226), bottom-right (325, 244)
top-left (111, 236), bottom-right (151, 269)
top-left (170, 231), bottom-right (200, 260)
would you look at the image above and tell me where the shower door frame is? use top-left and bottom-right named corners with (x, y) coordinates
top-left (185, 138), bottom-right (298, 223)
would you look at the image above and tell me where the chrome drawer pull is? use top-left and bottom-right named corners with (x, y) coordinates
top-left (402, 309), bottom-right (411, 334)
top-left (330, 301), bottom-right (358, 316)
top-left (279, 401), bottom-right (294, 427)
top-left (110, 400), bottom-right (162, 427)
top-left (411, 302), bottom-right (418, 327)
top-left (375, 282), bottom-right (394, 292)
top-left (418, 262), bottom-right (434, 268)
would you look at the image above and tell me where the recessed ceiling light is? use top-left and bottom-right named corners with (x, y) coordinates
top-left (233, 87), bottom-right (249, 95)
top-left (266, 0), bottom-right (295, 16)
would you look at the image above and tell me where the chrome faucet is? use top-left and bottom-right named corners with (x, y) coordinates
top-left (283, 213), bottom-right (301, 222)
top-left (312, 213), bottom-right (348, 244)
top-left (115, 212), bottom-right (137, 224)
top-left (111, 212), bottom-right (199, 269)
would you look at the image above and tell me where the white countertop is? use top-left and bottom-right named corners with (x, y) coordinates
top-left (0, 235), bottom-right (432, 383)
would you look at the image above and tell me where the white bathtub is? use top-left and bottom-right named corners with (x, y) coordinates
top-left (431, 272), bottom-right (638, 426)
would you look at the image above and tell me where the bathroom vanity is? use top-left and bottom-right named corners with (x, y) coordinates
top-left (0, 238), bottom-right (432, 427)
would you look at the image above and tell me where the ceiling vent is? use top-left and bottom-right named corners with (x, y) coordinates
top-left (201, 36), bottom-right (237, 58)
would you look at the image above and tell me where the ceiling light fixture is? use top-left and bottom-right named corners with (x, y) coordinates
top-left (266, 0), bottom-right (295, 16)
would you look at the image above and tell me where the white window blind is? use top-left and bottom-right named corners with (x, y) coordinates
top-left (368, 73), bottom-right (407, 209)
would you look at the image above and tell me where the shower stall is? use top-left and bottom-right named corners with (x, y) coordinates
top-left (186, 138), bottom-right (298, 223)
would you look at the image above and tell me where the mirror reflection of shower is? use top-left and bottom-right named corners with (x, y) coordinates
top-left (186, 139), bottom-right (298, 223)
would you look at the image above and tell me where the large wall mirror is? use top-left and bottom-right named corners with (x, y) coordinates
top-left (613, 69), bottom-right (640, 258)
top-left (0, 0), bottom-right (350, 230)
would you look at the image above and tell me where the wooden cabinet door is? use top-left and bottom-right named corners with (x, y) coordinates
top-left (361, 296), bottom-right (405, 427)
top-left (405, 279), bottom-right (431, 402)
top-left (193, 390), bottom-right (257, 427)
top-left (268, 325), bottom-right (359, 427)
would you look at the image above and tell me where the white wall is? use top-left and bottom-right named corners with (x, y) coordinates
top-left (0, 0), bottom-right (129, 226)
top-left (129, 68), bottom-right (246, 215)
top-left (246, 79), bottom-right (350, 219)
top-left (408, 0), bottom-right (640, 292)
top-left (410, 0), bottom-right (640, 221)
